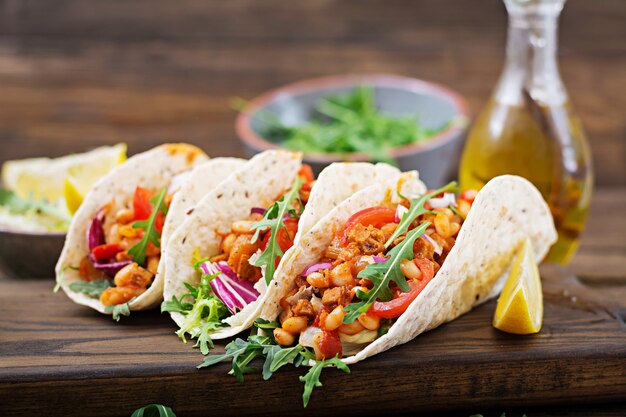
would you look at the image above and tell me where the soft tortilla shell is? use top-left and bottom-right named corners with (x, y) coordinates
top-left (163, 150), bottom-right (302, 337)
top-left (153, 158), bottom-right (246, 310)
top-left (265, 174), bottom-right (556, 365)
top-left (164, 160), bottom-right (401, 339)
top-left (56, 143), bottom-right (208, 313)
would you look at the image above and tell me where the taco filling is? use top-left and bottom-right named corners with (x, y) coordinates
top-left (164, 165), bottom-right (315, 350)
top-left (72, 177), bottom-right (187, 306)
top-left (272, 185), bottom-right (477, 360)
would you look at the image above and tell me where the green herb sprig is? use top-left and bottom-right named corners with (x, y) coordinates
top-left (131, 404), bottom-right (177, 417)
top-left (162, 269), bottom-right (229, 355)
top-left (343, 222), bottom-right (430, 324)
top-left (199, 335), bottom-right (350, 407)
top-left (128, 187), bottom-right (168, 266)
top-left (69, 279), bottom-right (113, 298)
top-left (385, 181), bottom-right (457, 248)
top-left (250, 176), bottom-right (303, 285)
top-left (104, 302), bottom-right (131, 321)
top-left (54, 265), bottom-right (78, 292)
top-left (299, 353), bottom-right (350, 407)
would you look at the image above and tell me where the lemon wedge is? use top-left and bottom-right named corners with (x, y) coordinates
top-left (493, 238), bottom-right (543, 334)
top-left (2, 143), bottom-right (127, 213)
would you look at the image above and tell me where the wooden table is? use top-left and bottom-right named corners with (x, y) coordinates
top-left (0, 1), bottom-right (625, 415)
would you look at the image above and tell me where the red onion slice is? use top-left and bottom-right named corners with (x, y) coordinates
top-left (90, 254), bottom-right (133, 277)
top-left (301, 262), bottom-right (332, 277)
top-left (87, 209), bottom-right (106, 251)
top-left (250, 207), bottom-right (266, 215)
top-left (200, 261), bottom-right (259, 314)
top-left (372, 256), bottom-right (388, 263)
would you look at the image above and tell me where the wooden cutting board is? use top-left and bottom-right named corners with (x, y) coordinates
top-left (1, 264), bottom-right (625, 417)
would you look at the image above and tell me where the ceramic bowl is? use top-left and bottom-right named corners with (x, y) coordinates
top-left (236, 74), bottom-right (469, 187)
top-left (0, 227), bottom-right (65, 278)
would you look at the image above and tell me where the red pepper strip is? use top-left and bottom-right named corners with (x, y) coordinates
top-left (369, 257), bottom-right (435, 319)
top-left (341, 206), bottom-right (396, 246)
top-left (298, 164), bottom-right (315, 183)
top-left (133, 186), bottom-right (154, 221)
top-left (91, 243), bottom-right (123, 262)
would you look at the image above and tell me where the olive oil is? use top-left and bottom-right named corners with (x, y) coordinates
top-left (460, 0), bottom-right (593, 264)
top-left (460, 99), bottom-right (592, 263)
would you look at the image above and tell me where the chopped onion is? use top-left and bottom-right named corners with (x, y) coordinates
top-left (87, 209), bottom-right (106, 251)
top-left (250, 207), bottom-right (266, 215)
top-left (372, 256), bottom-right (388, 263)
top-left (428, 192), bottom-right (457, 209)
top-left (422, 234), bottom-right (442, 256)
top-left (301, 262), bottom-right (332, 277)
top-left (299, 326), bottom-right (322, 348)
top-left (200, 261), bottom-right (260, 314)
top-left (394, 205), bottom-right (408, 223)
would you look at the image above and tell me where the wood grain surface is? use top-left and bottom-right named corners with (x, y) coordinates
top-left (0, 265), bottom-right (624, 417)
top-left (0, 0), bottom-right (624, 186)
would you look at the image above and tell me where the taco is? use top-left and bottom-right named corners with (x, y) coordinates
top-left (55, 143), bottom-right (208, 314)
top-left (259, 173), bottom-right (557, 364)
top-left (161, 151), bottom-right (401, 351)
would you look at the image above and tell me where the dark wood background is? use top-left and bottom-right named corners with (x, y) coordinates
top-left (0, 0), bottom-right (624, 186)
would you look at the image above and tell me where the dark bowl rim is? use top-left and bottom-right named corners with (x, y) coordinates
top-left (235, 73), bottom-right (470, 162)
top-left (0, 226), bottom-right (66, 237)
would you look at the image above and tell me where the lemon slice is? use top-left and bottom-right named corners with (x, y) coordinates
top-left (493, 238), bottom-right (543, 334)
top-left (2, 143), bottom-right (127, 212)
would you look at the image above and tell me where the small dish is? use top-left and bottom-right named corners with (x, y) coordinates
top-left (236, 73), bottom-right (469, 187)
top-left (0, 227), bottom-right (65, 278)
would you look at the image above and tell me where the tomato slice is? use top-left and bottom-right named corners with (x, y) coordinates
top-left (369, 257), bottom-right (435, 318)
top-left (298, 164), bottom-right (315, 183)
top-left (276, 218), bottom-right (299, 253)
top-left (341, 206), bottom-right (396, 245)
top-left (316, 329), bottom-right (342, 360)
top-left (91, 243), bottom-right (123, 262)
top-left (133, 186), bottom-right (154, 220)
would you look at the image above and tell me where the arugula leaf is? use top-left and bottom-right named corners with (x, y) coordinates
top-left (253, 318), bottom-right (281, 330)
top-left (69, 279), bottom-right (113, 298)
top-left (385, 182), bottom-right (457, 248)
top-left (269, 345), bottom-right (305, 374)
top-left (250, 176), bottom-right (303, 285)
top-left (128, 187), bottom-right (168, 266)
top-left (198, 336), bottom-right (275, 381)
top-left (160, 295), bottom-right (193, 314)
top-left (343, 222), bottom-right (430, 324)
top-left (299, 355), bottom-right (350, 407)
top-left (131, 404), bottom-right (176, 417)
top-left (104, 302), bottom-right (131, 322)
top-left (54, 265), bottom-right (78, 292)
top-left (198, 334), bottom-right (350, 408)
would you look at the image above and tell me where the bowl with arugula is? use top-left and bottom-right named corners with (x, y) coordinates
top-left (236, 74), bottom-right (469, 186)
